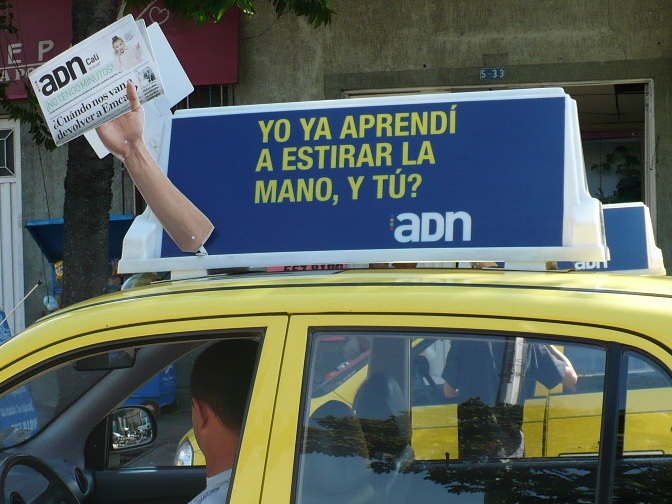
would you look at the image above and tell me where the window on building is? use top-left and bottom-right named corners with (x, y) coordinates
top-left (575, 83), bottom-right (645, 205)
top-left (175, 85), bottom-right (229, 110)
top-left (0, 129), bottom-right (15, 177)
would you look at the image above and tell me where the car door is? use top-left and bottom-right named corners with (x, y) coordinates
top-left (262, 314), bottom-right (672, 504)
top-left (79, 315), bottom-right (289, 504)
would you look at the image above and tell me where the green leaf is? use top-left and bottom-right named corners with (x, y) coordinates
top-left (237, 0), bottom-right (254, 14)
top-left (125, 0), bottom-right (333, 27)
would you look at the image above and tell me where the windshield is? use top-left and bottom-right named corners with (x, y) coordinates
top-left (0, 361), bottom-right (109, 448)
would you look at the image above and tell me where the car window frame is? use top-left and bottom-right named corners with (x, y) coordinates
top-left (0, 314), bottom-right (290, 504)
top-left (263, 313), bottom-right (672, 504)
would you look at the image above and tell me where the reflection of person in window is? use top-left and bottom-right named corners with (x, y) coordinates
top-left (112, 36), bottom-right (142, 70)
top-left (442, 340), bottom-right (577, 459)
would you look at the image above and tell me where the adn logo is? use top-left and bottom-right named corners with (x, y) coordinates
top-left (37, 56), bottom-right (87, 97)
top-left (573, 261), bottom-right (608, 270)
top-left (392, 212), bottom-right (472, 243)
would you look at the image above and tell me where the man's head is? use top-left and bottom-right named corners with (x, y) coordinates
top-left (191, 339), bottom-right (258, 434)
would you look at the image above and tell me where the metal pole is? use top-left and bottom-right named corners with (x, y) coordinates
top-left (0, 281), bottom-right (42, 329)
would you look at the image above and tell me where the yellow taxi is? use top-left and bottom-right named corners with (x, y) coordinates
top-left (3, 265), bottom-right (672, 503)
top-left (4, 87), bottom-right (672, 503)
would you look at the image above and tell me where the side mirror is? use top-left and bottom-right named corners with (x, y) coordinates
top-left (110, 405), bottom-right (157, 451)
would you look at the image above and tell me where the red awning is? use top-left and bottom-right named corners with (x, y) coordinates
top-left (132, 1), bottom-right (239, 86)
top-left (0, 0), bottom-right (239, 99)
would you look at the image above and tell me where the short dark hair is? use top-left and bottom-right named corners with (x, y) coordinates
top-left (190, 339), bottom-right (258, 432)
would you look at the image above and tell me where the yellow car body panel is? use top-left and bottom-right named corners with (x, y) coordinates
top-left (411, 404), bottom-right (459, 461)
top-left (5, 268), bottom-right (672, 501)
top-left (534, 394), bottom-right (604, 457)
top-left (103, 270), bottom-right (672, 470)
top-left (8, 269), bottom-right (672, 354)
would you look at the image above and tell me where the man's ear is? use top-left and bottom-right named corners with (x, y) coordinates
top-left (193, 398), bottom-right (210, 427)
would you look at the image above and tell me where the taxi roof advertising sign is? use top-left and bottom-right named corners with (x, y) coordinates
top-left (560, 203), bottom-right (664, 275)
top-left (118, 88), bottom-right (607, 273)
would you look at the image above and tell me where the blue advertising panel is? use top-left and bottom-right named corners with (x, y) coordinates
top-left (117, 88), bottom-right (608, 273)
top-left (165, 92), bottom-right (565, 258)
top-left (560, 203), bottom-right (665, 275)
top-left (602, 205), bottom-right (648, 271)
top-left (0, 312), bottom-right (38, 445)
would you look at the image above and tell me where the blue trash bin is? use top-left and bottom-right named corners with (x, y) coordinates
top-left (123, 364), bottom-right (178, 414)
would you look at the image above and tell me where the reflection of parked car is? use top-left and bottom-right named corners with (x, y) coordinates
top-left (174, 426), bottom-right (202, 467)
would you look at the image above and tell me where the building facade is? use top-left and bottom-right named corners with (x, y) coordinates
top-left (13, 0), bottom-right (672, 328)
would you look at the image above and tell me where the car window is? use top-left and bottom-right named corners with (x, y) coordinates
top-left (0, 364), bottom-right (109, 448)
top-left (0, 344), bottom-right (193, 459)
top-left (0, 335), bottom-right (262, 478)
top-left (610, 350), bottom-right (672, 501)
top-left (108, 352), bottom-right (194, 469)
top-left (311, 335), bottom-right (370, 399)
top-left (295, 330), bottom-right (612, 503)
top-left (108, 337), bottom-right (261, 470)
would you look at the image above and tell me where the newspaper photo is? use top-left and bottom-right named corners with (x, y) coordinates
top-left (30, 14), bottom-right (164, 147)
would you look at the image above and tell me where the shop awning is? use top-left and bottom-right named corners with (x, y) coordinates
top-left (25, 214), bottom-right (135, 264)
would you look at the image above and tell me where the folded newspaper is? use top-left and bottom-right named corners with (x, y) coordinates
top-left (30, 15), bottom-right (164, 147)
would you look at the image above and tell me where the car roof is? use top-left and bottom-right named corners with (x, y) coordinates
top-left (3, 267), bottom-right (672, 391)
top-left (19, 267), bottom-right (672, 332)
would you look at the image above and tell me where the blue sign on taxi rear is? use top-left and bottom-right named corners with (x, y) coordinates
top-left (119, 88), bottom-right (607, 272)
top-left (560, 203), bottom-right (665, 275)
